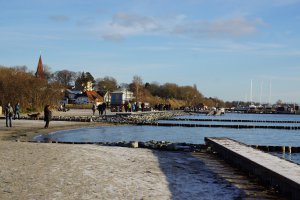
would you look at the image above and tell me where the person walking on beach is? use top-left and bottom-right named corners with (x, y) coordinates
top-left (5, 103), bottom-right (14, 127)
top-left (44, 105), bottom-right (52, 128)
top-left (14, 102), bottom-right (20, 119)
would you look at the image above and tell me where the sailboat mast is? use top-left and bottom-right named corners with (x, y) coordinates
top-left (250, 80), bottom-right (253, 104)
top-left (260, 81), bottom-right (263, 105)
top-left (269, 80), bottom-right (272, 104)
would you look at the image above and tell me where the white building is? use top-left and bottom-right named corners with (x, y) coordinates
top-left (110, 89), bottom-right (134, 105)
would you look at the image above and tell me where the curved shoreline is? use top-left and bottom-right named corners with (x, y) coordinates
top-left (0, 111), bottom-right (283, 199)
top-left (0, 119), bottom-right (112, 141)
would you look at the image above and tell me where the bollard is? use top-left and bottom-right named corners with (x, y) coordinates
top-left (282, 146), bottom-right (285, 153)
top-left (288, 146), bottom-right (292, 154)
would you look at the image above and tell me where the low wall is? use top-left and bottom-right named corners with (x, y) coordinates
top-left (205, 137), bottom-right (300, 199)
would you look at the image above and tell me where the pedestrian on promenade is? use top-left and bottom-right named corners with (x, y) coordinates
top-left (97, 103), bottom-right (103, 116)
top-left (92, 103), bottom-right (97, 115)
top-left (128, 102), bottom-right (132, 112)
top-left (102, 102), bottom-right (107, 116)
top-left (14, 102), bottom-right (20, 119)
top-left (141, 102), bottom-right (145, 112)
top-left (124, 101), bottom-right (128, 112)
top-left (44, 105), bottom-right (52, 128)
top-left (5, 103), bottom-right (14, 127)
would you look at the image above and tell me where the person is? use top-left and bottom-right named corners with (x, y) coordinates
top-left (92, 103), bottom-right (97, 115)
top-left (5, 103), bottom-right (14, 127)
top-left (124, 101), bottom-right (128, 112)
top-left (102, 102), bottom-right (107, 116)
top-left (59, 104), bottom-right (63, 111)
top-left (128, 102), bottom-right (132, 112)
top-left (14, 102), bottom-right (20, 119)
top-left (44, 105), bottom-right (52, 128)
top-left (63, 103), bottom-right (66, 112)
top-left (141, 102), bottom-right (145, 112)
top-left (97, 103), bottom-right (103, 116)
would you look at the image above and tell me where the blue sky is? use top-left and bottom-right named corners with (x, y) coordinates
top-left (1, 0), bottom-right (300, 103)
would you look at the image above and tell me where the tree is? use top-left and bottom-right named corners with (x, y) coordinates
top-left (96, 76), bottom-right (118, 92)
top-left (52, 70), bottom-right (76, 87)
top-left (85, 72), bottom-right (95, 84)
top-left (42, 65), bottom-right (52, 81)
top-left (0, 66), bottom-right (64, 112)
top-left (75, 72), bottom-right (95, 91)
top-left (130, 75), bottom-right (143, 101)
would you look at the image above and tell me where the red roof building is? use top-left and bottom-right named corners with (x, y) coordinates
top-left (35, 55), bottom-right (44, 79)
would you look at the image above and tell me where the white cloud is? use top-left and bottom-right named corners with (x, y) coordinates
top-left (172, 17), bottom-right (263, 39)
top-left (96, 13), bottom-right (264, 42)
top-left (99, 13), bottom-right (161, 41)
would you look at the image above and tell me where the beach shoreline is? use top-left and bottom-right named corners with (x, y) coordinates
top-left (0, 119), bottom-right (111, 141)
top-left (0, 111), bottom-right (283, 199)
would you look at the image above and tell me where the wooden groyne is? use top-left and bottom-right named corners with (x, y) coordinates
top-left (205, 137), bottom-right (300, 199)
top-left (165, 118), bottom-right (300, 123)
top-left (137, 122), bottom-right (300, 129)
top-left (251, 145), bottom-right (300, 153)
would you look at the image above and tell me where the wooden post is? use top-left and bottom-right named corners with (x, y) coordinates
top-left (288, 146), bottom-right (292, 154)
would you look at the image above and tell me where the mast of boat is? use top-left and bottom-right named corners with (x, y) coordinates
top-left (268, 80), bottom-right (272, 105)
top-left (259, 80), bottom-right (263, 106)
top-left (250, 79), bottom-right (253, 105)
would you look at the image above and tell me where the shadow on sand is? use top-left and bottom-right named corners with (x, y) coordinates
top-left (150, 150), bottom-right (245, 199)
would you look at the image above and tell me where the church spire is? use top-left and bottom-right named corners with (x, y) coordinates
top-left (35, 54), bottom-right (44, 79)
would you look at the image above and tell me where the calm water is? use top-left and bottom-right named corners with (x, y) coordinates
top-left (34, 113), bottom-right (300, 164)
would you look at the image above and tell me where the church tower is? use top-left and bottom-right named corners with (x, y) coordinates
top-left (35, 55), bottom-right (44, 79)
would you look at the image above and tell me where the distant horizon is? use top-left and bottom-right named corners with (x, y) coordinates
top-left (1, 0), bottom-right (300, 104)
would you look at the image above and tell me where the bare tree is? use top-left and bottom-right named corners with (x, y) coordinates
top-left (0, 66), bottom-right (64, 112)
top-left (96, 76), bottom-right (118, 92)
top-left (53, 70), bottom-right (77, 87)
top-left (130, 75), bottom-right (143, 102)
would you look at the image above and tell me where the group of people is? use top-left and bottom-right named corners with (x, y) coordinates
top-left (92, 102), bottom-right (107, 116)
top-left (124, 101), bottom-right (145, 112)
top-left (3, 102), bottom-right (51, 129)
top-left (4, 102), bottom-right (20, 127)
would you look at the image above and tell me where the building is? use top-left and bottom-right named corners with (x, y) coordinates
top-left (110, 89), bottom-right (134, 111)
top-left (35, 55), bottom-right (45, 79)
top-left (65, 89), bottom-right (82, 104)
top-left (110, 89), bottom-right (134, 105)
top-left (75, 91), bottom-right (103, 104)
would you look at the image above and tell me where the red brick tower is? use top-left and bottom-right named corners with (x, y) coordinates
top-left (35, 55), bottom-right (44, 79)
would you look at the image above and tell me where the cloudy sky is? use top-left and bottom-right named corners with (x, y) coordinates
top-left (1, 0), bottom-right (300, 103)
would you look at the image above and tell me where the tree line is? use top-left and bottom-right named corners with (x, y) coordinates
top-left (0, 65), bottom-right (227, 112)
top-left (0, 66), bottom-right (63, 112)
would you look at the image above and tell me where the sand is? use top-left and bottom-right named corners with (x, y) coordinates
top-left (0, 141), bottom-right (247, 200)
top-left (0, 110), bottom-right (282, 199)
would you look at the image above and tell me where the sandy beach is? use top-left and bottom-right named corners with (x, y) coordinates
top-left (0, 110), bottom-right (282, 199)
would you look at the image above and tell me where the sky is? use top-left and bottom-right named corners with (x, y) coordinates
top-left (1, 0), bottom-right (300, 103)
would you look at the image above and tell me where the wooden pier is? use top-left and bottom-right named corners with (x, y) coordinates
top-left (205, 137), bottom-right (300, 199)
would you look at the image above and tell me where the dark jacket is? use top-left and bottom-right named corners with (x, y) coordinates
top-left (5, 105), bottom-right (14, 117)
top-left (44, 105), bottom-right (52, 121)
